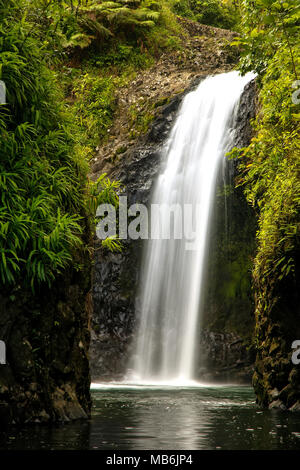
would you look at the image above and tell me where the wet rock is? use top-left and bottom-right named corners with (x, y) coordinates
top-left (0, 249), bottom-right (92, 424)
top-left (269, 400), bottom-right (287, 411)
top-left (196, 329), bottom-right (255, 383)
top-left (269, 388), bottom-right (280, 400)
top-left (289, 401), bottom-right (300, 412)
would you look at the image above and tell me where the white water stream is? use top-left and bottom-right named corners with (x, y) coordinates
top-left (128, 71), bottom-right (255, 386)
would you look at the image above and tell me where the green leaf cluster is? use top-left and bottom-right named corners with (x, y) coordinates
top-left (233, 0), bottom-right (299, 75)
top-left (172, 0), bottom-right (239, 30)
top-left (230, 0), bottom-right (300, 321)
top-left (0, 0), bottom-right (122, 290)
top-left (24, 0), bottom-right (179, 56)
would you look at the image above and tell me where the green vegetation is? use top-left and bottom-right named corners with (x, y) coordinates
top-left (72, 73), bottom-right (118, 149)
top-left (30, 0), bottom-right (184, 152)
top-left (0, 0), bottom-right (121, 290)
top-left (172, 0), bottom-right (239, 30)
top-left (0, 0), bottom-right (186, 292)
top-left (128, 100), bottom-right (155, 139)
top-left (230, 0), bottom-right (299, 331)
top-left (25, 0), bottom-right (183, 58)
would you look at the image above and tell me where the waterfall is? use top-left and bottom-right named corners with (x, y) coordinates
top-left (129, 71), bottom-right (255, 385)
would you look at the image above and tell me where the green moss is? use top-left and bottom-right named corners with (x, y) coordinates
top-left (128, 102), bottom-right (155, 138)
top-left (115, 145), bottom-right (128, 156)
top-left (153, 96), bottom-right (170, 108)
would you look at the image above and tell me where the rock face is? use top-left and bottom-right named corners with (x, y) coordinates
top-left (90, 78), bottom-right (258, 383)
top-left (197, 330), bottom-right (255, 383)
top-left (0, 251), bottom-right (92, 424)
top-left (253, 255), bottom-right (300, 411)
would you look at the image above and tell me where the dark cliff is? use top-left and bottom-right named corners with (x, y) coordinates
top-left (0, 250), bottom-right (92, 424)
top-left (253, 252), bottom-right (300, 411)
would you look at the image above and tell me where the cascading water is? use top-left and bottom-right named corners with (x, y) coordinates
top-left (129, 71), bottom-right (255, 385)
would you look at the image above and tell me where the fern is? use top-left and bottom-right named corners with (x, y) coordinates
top-left (78, 16), bottom-right (113, 38)
top-left (63, 33), bottom-right (95, 49)
top-left (101, 235), bottom-right (123, 252)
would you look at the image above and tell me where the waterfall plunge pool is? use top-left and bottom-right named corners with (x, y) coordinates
top-left (1, 385), bottom-right (300, 450)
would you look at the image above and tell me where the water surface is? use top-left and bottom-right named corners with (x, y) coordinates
top-left (1, 385), bottom-right (300, 450)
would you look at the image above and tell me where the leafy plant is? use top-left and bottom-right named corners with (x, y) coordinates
top-left (72, 73), bottom-right (117, 147)
top-left (232, 0), bottom-right (300, 76)
top-left (229, 0), bottom-right (300, 323)
top-left (0, 0), bottom-right (123, 290)
top-left (172, 0), bottom-right (239, 30)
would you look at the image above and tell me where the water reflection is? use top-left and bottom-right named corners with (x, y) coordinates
top-left (1, 386), bottom-right (300, 450)
top-left (88, 386), bottom-right (300, 450)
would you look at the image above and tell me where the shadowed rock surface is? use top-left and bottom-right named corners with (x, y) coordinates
top-left (0, 251), bottom-right (92, 424)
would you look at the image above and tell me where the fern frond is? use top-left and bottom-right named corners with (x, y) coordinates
top-left (79, 16), bottom-right (113, 38)
top-left (133, 8), bottom-right (159, 21)
top-left (87, 2), bottom-right (122, 12)
top-left (63, 33), bottom-right (95, 49)
top-left (101, 235), bottom-right (123, 253)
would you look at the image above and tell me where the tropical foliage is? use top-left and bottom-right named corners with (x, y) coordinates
top-left (230, 0), bottom-right (300, 320)
top-left (172, 0), bottom-right (239, 29)
top-left (0, 0), bottom-right (121, 290)
top-left (19, 0), bottom-right (182, 56)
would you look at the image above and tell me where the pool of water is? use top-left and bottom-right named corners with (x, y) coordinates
top-left (1, 385), bottom-right (300, 450)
